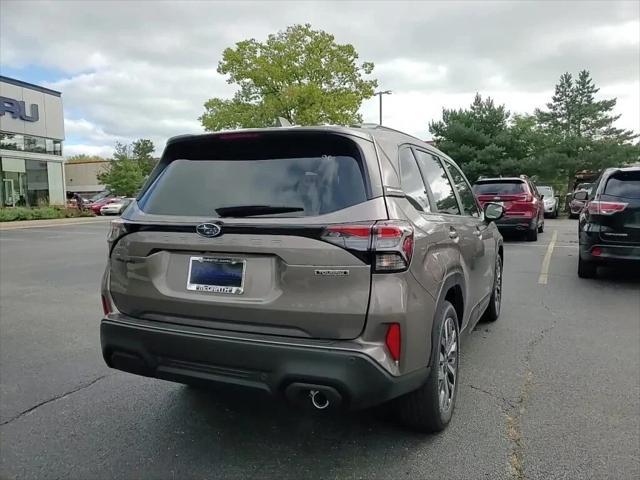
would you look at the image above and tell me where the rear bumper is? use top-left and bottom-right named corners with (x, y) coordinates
top-left (579, 243), bottom-right (640, 264)
top-left (579, 231), bottom-right (640, 263)
top-left (495, 216), bottom-right (535, 231)
top-left (101, 316), bottom-right (428, 410)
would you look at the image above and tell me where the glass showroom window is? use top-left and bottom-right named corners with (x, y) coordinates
top-left (0, 133), bottom-right (24, 151)
top-left (26, 160), bottom-right (49, 206)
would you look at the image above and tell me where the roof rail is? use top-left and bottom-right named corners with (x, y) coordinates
top-left (350, 123), bottom-right (425, 143)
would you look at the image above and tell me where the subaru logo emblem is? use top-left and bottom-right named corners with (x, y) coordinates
top-left (196, 223), bottom-right (222, 238)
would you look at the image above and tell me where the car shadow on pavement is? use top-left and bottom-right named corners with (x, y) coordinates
top-left (148, 383), bottom-right (433, 476)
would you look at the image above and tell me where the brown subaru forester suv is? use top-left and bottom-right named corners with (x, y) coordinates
top-left (101, 125), bottom-right (505, 432)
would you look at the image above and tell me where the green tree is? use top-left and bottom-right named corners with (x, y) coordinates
top-left (535, 70), bottom-right (635, 141)
top-left (535, 70), bottom-right (638, 190)
top-left (97, 142), bottom-right (145, 196)
top-left (132, 138), bottom-right (156, 176)
top-left (200, 24), bottom-right (377, 130)
top-left (429, 93), bottom-right (522, 182)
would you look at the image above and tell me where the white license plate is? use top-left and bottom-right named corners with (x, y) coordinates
top-left (187, 256), bottom-right (245, 294)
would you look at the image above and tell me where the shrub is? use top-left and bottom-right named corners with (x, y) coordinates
top-left (0, 207), bottom-right (95, 222)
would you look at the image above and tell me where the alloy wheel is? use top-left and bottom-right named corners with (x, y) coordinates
top-left (494, 257), bottom-right (502, 315)
top-left (438, 316), bottom-right (458, 414)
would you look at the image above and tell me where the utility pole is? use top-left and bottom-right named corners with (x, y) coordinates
top-left (373, 90), bottom-right (392, 125)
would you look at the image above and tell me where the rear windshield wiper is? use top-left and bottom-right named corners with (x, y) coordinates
top-left (215, 205), bottom-right (305, 217)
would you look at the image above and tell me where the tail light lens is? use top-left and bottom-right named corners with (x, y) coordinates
top-left (587, 201), bottom-right (628, 215)
top-left (321, 221), bottom-right (414, 273)
top-left (107, 219), bottom-right (131, 250)
top-left (385, 323), bottom-right (401, 362)
top-left (101, 294), bottom-right (112, 316)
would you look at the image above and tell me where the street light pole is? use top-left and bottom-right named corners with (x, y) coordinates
top-left (373, 90), bottom-right (392, 125)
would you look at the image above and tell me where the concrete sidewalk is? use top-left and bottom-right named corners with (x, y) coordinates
top-left (0, 215), bottom-right (112, 230)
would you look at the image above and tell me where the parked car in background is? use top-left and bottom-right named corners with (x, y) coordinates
top-left (577, 166), bottom-right (640, 278)
top-left (473, 176), bottom-right (544, 241)
top-left (100, 125), bottom-right (506, 433)
top-left (89, 196), bottom-right (117, 215)
top-left (100, 197), bottom-right (133, 216)
top-left (569, 190), bottom-right (589, 219)
top-left (538, 185), bottom-right (559, 218)
top-left (576, 183), bottom-right (593, 193)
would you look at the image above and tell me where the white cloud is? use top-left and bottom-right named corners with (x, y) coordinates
top-left (1, 0), bottom-right (637, 157)
top-left (64, 144), bottom-right (115, 158)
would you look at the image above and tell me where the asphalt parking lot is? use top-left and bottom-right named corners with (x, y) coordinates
top-left (0, 218), bottom-right (638, 480)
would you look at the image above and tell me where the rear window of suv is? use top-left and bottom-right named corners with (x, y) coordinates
top-left (604, 171), bottom-right (640, 199)
top-left (473, 180), bottom-right (526, 195)
top-left (138, 133), bottom-right (369, 217)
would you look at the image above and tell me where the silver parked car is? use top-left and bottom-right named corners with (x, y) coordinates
top-left (538, 185), bottom-right (559, 218)
top-left (100, 125), bottom-right (505, 432)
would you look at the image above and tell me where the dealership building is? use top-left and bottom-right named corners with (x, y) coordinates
top-left (0, 76), bottom-right (65, 207)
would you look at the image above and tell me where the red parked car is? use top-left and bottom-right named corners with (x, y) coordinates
top-left (473, 176), bottom-right (545, 241)
top-left (89, 196), bottom-right (118, 215)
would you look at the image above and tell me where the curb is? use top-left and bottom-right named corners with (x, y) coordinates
top-left (0, 217), bottom-right (112, 230)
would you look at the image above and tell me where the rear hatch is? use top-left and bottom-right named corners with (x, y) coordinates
top-left (474, 180), bottom-right (534, 216)
top-left (108, 131), bottom-right (386, 340)
top-left (594, 170), bottom-right (640, 245)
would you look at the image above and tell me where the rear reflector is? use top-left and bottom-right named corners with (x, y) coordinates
top-left (385, 323), bottom-right (401, 362)
top-left (591, 246), bottom-right (602, 257)
top-left (587, 201), bottom-right (628, 215)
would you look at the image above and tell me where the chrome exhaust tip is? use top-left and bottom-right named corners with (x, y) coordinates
top-left (309, 389), bottom-right (330, 410)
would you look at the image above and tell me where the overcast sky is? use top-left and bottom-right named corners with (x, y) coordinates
top-left (1, 0), bottom-right (638, 158)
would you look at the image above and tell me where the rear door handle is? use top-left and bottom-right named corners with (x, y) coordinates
top-left (449, 227), bottom-right (459, 239)
top-left (474, 228), bottom-right (482, 237)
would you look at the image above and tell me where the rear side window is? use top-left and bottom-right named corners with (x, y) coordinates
top-left (138, 134), bottom-right (368, 217)
top-left (414, 150), bottom-right (461, 215)
top-left (445, 161), bottom-right (480, 217)
top-left (399, 148), bottom-right (429, 212)
top-left (473, 181), bottom-right (526, 195)
top-left (603, 172), bottom-right (640, 199)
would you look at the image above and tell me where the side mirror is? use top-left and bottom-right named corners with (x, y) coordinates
top-left (484, 202), bottom-right (505, 222)
top-left (574, 191), bottom-right (588, 201)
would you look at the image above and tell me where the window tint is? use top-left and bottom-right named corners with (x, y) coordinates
top-left (139, 156), bottom-right (367, 217)
top-left (473, 181), bottom-right (525, 195)
top-left (414, 151), bottom-right (461, 215)
top-left (399, 148), bottom-right (429, 212)
top-left (604, 171), bottom-right (640, 199)
top-left (445, 161), bottom-right (479, 217)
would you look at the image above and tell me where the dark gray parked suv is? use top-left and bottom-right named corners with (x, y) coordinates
top-left (100, 125), bottom-right (505, 432)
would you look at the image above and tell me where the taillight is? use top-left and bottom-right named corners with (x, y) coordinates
top-left (101, 294), bottom-right (112, 316)
top-left (587, 201), bottom-right (628, 215)
top-left (321, 221), bottom-right (414, 273)
top-left (385, 323), bottom-right (401, 362)
top-left (107, 219), bottom-right (130, 250)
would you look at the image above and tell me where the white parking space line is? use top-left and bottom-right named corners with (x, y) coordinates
top-left (538, 230), bottom-right (558, 285)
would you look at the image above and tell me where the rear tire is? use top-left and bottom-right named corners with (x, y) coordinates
top-left (578, 255), bottom-right (597, 278)
top-left (395, 301), bottom-right (459, 433)
top-left (526, 225), bottom-right (538, 241)
top-left (482, 255), bottom-right (502, 322)
top-left (538, 221), bottom-right (544, 233)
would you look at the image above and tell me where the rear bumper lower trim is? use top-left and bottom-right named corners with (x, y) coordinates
top-left (101, 317), bottom-right (428, 410)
